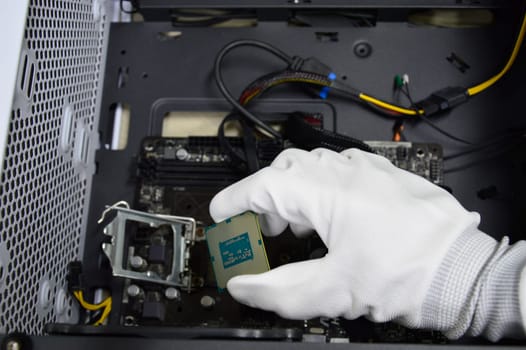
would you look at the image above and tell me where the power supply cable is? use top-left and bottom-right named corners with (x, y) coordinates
top-left (214, 40), bottom-right (294, 139)
top-left (358, 93), bottom-right (422, 116)
top-left (394, 77), bottom-right (473, 145)
top-left (67, 261), bottom-right (112, 326)
top-left (214, 11), bottom-right (525, 166)
top-left (215, 10), bottom-right (525, 126)
top-left (467, 12), bottom-right (526, 96)
top-left (237, 68), bottom-right (412, 118)
top-left (73, 290), bottom-right (112, 326)
top-left (238, 68), bottom-right (475, 145)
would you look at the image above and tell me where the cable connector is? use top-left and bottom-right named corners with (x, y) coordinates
top-left (290, 56), bottom-right (335, 79)
top-left (416, 86), bottom-right (469, 116)
top-left (67, 260), bottom-right (83, 293)
top-left (290, 56), bottom-right (337, 99)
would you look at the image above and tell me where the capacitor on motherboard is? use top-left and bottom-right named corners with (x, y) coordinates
top-left (164, 287), bottom-right (180, 300)
top-left (127, 284), bottom-right (144, 298)
top-left (200, 295), bottom-right (215, 309)
top-left (129, 255), bottom-right (147, 270)
top-left (176, 148), bottom-right (189, 160)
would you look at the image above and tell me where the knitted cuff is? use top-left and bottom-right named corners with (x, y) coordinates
top-left (421, 228), bottom-right (526, 341)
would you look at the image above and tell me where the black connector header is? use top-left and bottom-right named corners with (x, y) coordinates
top-left (67, 260), bottom-right (83, 293)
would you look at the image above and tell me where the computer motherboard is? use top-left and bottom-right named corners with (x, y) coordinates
top-left (112, 135), bottom-right (445, 343)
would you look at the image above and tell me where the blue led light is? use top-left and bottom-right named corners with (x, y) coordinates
top-left (319, 86), bottom-right (330, 99)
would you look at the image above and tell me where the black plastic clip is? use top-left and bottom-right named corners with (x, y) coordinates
top-left (416, 86), bottom-right (469, 116)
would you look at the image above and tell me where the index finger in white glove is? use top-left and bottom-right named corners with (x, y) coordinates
top-left (209, 166), bottom-right (315, 236)
top-left (209, 149), bottom-right (328, 237)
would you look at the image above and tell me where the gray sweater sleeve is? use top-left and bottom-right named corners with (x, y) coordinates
top-left (420, 229), bottom-right (526, 341)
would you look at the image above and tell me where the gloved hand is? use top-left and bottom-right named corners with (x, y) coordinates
top-left (209, 148), bottom-right (504, 335)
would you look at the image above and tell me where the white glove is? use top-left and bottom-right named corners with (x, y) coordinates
top-left (209, 148), bottom-right (518, 336)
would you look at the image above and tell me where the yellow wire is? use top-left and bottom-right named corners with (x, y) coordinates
top-left (244, 14), bottom-right (526, 116)
top-left (359, 93), bottom-right (424, 116)
top-left (94, 302), bottom-right (112, 326)
top-left (363, 12), bottom-right (526, 113)
top-left (74, 291), bottom-right (110, 310)
top-left (73, 290), bottom-right (112, 325)
top-left (467, 12), bottom-right (526, 96)
top-left (242, 76), bottom-right (421, 116)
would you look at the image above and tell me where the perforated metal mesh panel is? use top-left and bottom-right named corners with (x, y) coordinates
top-left (0, 0), bottom-right (109, 334)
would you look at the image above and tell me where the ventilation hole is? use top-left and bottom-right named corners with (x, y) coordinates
top-left (117, 66), bottom-right (129, 88)
top-left (157, 31), bottom-right (182, 41)
top-left (446, 52), bottom-right (471, 73)
top-left (315, 32), bottom-right (339, 42)
top-left (26, 63), bottom-right (35, 98)
top-left (20, 54), bottom-right (28, 90)
top-left (106, 103), bottom-right (130, 150)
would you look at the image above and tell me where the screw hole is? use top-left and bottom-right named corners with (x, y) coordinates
top-left (124, 316), bottom-right (135, 326)
top-left (342, 75), bottom-right (347, 81)
top-left (142, 72), bottom-right (148, 79)
top-left (353, 41), bottom-right (372, 58)
top-left (120, 49), bottom-right (126, 55)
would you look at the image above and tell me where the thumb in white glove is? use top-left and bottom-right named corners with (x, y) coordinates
top-left (209, 148), bottom-right (484, 328)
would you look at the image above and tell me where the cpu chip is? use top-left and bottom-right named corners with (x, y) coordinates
top-left (205, 211), bottom-right (270, 289)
